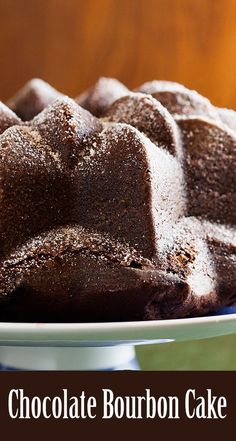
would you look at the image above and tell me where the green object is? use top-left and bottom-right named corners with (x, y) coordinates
top-left (136, 334), bottom-right (236, 370)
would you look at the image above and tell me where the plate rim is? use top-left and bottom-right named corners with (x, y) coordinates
top-left (0, 312), bottom-right (236, 333)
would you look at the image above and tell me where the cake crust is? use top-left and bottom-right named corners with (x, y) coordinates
top-left (0, 78), bottom-right (235, 321)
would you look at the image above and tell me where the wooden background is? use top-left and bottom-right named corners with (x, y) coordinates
top-left (0, 0), bottom-right (236, 108)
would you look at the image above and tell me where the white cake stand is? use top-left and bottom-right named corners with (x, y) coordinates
top-left (0, 307), bottom-right (236, 370)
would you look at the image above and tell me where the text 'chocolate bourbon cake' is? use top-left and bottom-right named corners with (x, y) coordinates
top-left (0, 77), bottom-right (235, 322)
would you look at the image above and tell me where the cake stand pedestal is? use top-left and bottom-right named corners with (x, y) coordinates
top-left (0, 345), bottom-right (140, 370)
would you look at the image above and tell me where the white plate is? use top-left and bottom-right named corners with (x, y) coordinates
top-left (0, 310), bottom-right (236, 347)
top-left (0, 308), bottom-right (235, 369)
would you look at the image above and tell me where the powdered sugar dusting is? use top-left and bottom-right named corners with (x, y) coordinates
top-left (0, 102), bottom-right (21, 134)
top-left (76, 77), bottom-right (129, 116)
top-left (0, 77), bottom-right (235, 319)
top-left (136, 80), bottom-right (220, 121)
top-left (104, 92), bottom-right (181, 156)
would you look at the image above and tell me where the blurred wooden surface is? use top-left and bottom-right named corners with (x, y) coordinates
top-left (0, 0), bottom-right (236, 107)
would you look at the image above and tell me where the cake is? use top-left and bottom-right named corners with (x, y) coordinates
top-left (0, 78), bottom-right (235, 322)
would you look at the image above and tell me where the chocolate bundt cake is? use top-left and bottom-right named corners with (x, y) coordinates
top-left (0, 78), bottom-right (235, 322)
